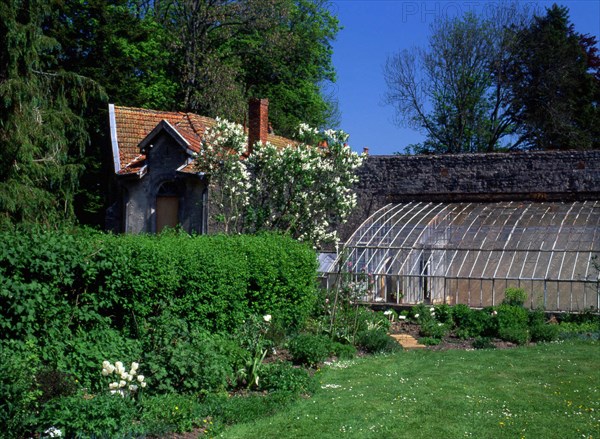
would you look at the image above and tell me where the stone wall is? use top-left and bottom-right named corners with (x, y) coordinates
top-left (339, 150), bottom-right (600, 242)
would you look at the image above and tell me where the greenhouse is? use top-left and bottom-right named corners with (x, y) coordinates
top-left (323, 201), bottom-right (600, 312)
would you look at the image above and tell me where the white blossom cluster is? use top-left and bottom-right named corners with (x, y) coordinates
top-left (102, 360), bottom-right (146, 396)
top-left (195, 119), bottom-right (363, 247)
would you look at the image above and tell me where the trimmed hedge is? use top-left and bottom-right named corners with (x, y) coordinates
top-left (0, 229), bottom-right (318, 340)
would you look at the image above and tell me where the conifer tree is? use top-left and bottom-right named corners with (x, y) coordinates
top-left (0, 0), bottom-right (104, 227)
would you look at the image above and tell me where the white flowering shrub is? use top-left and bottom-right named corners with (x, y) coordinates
top-left (197, 118), bottom-right (251, 233)
top-left (196, 120), bottom-right (363, 248)
top-left (101, 360), bottom-right (146, 397)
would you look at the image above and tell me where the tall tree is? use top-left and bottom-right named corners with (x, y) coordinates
top-left (155, 0), bottom-right (339, 136)
top-left (0, 0), bottom-right (104, 227)
top-left (506, 4), bottom-right (600, 150)
top-left (383, 3), bottom-right (530, 154)
top-left (48, 0), bottom-right (178, 109)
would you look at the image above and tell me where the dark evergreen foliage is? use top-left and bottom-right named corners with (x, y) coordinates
top-left (506, 4), bottom-right (600, 150)
top-left (0, 0), bottom-right (105, 227)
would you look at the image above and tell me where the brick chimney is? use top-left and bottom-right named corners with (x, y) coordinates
top-left (248, 98), bottom-right (269, 155)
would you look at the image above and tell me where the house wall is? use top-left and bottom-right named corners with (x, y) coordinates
top-left (339, 150), bottom-right (600, 242)
top-left (116, 133), bottom-right (207, 234)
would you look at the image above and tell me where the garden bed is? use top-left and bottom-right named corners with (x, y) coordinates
top-left (389, 321), bottom-right (524, 350)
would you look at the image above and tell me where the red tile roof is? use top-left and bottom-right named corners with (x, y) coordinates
top-left (110, 105), bottom-right (297, 175)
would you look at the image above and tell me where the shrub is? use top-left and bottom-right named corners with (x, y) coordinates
top-left (288, 334), bottom-right (332, 366)
top-left (410, 303), bottom-right (436, 324)
top-left (0, 229), bottom-right (319, 340)
top-left (258, 362), bottom-right (316, 394)
top-left (451, 305), bottom-right (496, 338)
top-left (39, 393), bottom-right (142, 438)
top-left (419, 320), bottom-right (449, 339)
top-left (419, 337), bottom-right (441, 346)
top-left (530, 323), bottom-right (560, 342)
top-left (142, 314), bottom-right (242, 393)
top-left (496, 304), bottom-right (530, 345)
top-left (472, 337), bottom-right (496, 349)
top-left (356, 329), bottom-right (400, 354)
top-left (433, 304), bottom-right (452, 324)
top-left (330, 342), bottom-right (357, 360)
top-left (503, 287), bottom-right (528, 307)
top-left (450, 304), bottom-right (473, 330)
top-left (0, 340), bottom-right (42, 439)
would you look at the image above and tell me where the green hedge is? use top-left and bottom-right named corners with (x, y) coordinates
top-left (0, 229), bottom-right (318, 340)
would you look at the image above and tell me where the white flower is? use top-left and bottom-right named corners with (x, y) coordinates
top-left (263, 314), bottom-right (272, 322)
top-left (102, 360), bottom-right (111, 369)
top-left (141, 381), bottom-right (147, 388)
top-left (44, 426), bottom-right (63, 438)
top-left (414, 313), bottom-right (420, 318)
top-left (137, 375), bottom-right (145, 383)
top-left (101, 368), bottom-right (109, 376)
top-left (430, 307), bottom-right (435, 312)
top-left (129, 384), bottom-right (138, 392)
top-left (119, 380), bottom-right (127, 388)
top-left (115, 361), bottom-right (123, 370)
top-left (130, 362), bottom-right (139, 372)
top-left (109, 382), bottom-right (119, 390)
top-left (399, 315), bottom-right (407, 320)
top-left (383, 310), bottom-right (392, 315)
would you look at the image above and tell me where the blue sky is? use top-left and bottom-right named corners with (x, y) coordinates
top-left (330, 1), bottom-right (600, 155)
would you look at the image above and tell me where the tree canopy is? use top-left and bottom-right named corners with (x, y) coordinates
top-left (506, 4), bottom-right (600, 150)
top-left (384, 3), bottom-right (599, 153)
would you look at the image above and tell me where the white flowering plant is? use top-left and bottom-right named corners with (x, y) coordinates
top-left (195, 120), bottom-right (364, 248)
top-left (101, 360), bottom-right (146, 398)
top-left (234, 314), bottom-right (273, 389)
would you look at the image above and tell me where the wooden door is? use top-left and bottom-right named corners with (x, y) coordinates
top-left (156, 196), bottom-right (179, 232)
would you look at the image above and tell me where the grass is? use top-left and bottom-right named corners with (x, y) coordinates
top-left (218, 340), bottom-right (600, 438)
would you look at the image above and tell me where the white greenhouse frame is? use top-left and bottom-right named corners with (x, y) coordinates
top-left (323, 201), bottom-right (600, 311)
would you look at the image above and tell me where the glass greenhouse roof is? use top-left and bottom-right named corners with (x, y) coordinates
top-left (340, 201), bottom-right (600, 283)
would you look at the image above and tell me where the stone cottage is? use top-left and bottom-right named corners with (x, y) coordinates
top-left (107, 98), bottom-right (292, 234)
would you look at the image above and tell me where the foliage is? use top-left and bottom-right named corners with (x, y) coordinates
top-left (503, 287), bottom-right (528, 306)
top-left (0, 0), bottom-right (105, 227)
top-left (383, 4), bottom-right (530, 154)
top-left (355, 329), bottom-right (400, 354)
top-left (330, 342), bottom-right (357, 360)
top-left (39, 392), bottom-right (142, 438)
top-left (48, 0), bottom-right (178, 110)
top-left (0, 339), bottom-right (42, 439)
top-left (153, 0), bottom-right (340, 135)
top-left (141, 314), bottom-right (240, 394)
top-left (529, 322), bottom-right (560, 343)
top-left (497, 304), bottom-right (530, 345)
top-left (0, 229), bottom-right (318, 340)
top-left (506, 4), bottom-right (600, 150)
top-left (419, 320), bottom-right (449, 339)
top-left (258, 362), bottom-right (316, 394)
top-left (288, 333), bottom-right (332, 367)
top-left (139, 393), bottom-right (208, 435)
top-left (451, 304), bottom-right (497, 339)
top-left (472, 336), bottom-right (496, 349)
top-left (233, 314), bottom-right (273, 389)
top-left (197, 120), bottom-right (363, 248)
top-left (419, 336), bottom-right (442, 346)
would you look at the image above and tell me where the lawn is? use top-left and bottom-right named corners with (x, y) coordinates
top-left (219, 340), bottom-right (600, 438)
